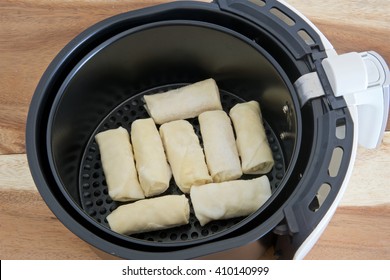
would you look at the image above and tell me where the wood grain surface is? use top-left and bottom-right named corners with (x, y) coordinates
top-left (0, 0), bottom-right (389, 154)
top-left (0, 0), bottom-right (389, 260)
top-left (0, 133), bottom-right (389, 260)
top-left (1, 188), bottom-right (388, 260)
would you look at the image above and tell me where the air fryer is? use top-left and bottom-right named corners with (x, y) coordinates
top-left (26, 0), bottom-right (389, 259)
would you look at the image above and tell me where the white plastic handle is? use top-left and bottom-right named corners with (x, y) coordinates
top-left (322, 52), bottom-right (390, 149)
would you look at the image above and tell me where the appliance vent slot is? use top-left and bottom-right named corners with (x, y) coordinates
top-left (270, 8), bottom-right (295, 26)
top-left (308, 183), bottom-right (331, 212)
top-left (297, 30), bottom-right (315, 46)
top-left (328, 147), bottom-right (344, 177)
top-left (336, 118), bottom-right (346, 140)
top-left (249, 0), bottom-right (266, 7)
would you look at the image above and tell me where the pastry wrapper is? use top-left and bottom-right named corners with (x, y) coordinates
top-left (144, 78), bottom-right (222, 124)
top-left (95, 127), bottom-right (144, 201)
top-left (107, 195), bottom-right (190, 235)
top-left (160, 120), bottom-right (212, 193)
top-left (199, 110), bottom-right (242, 182)
top-left (229, 101), bottom-right (274, 174)
top-left (190, 176), bottom-right (272, 226)
top-left (131, 118), bottom-right (172, 197)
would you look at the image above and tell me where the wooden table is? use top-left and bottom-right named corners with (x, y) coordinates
top-left (1, 0), bottom-right (389, 259)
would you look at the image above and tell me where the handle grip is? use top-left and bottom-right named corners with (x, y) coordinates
top-left (323, 51), bottom-right (390, 148)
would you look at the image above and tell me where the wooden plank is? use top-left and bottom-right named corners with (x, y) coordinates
top-left (0, 133), bottom-right (389, 259)
top-left (306, 205), bottom-right (390, 260)
top-left (1, 0), bottom-right (389, 154)
top-left (341, 133), bottom-right (390, 206)
top-left (1, 0), bottom-right (389, 259)
top-left (0, 190), bottom-right (98, 260)
top-left (0, 154), bottom-right (36, 191)
top-left (0, 0), bottom-right (167, 155)
top-left (0, 189), bottom-right (388, 259)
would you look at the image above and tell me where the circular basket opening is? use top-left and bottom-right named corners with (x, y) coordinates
top-left (47, 21), bottom-right (301, 248)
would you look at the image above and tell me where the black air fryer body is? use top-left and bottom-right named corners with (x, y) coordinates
top-left (26, 0), bottom-right (372, 259)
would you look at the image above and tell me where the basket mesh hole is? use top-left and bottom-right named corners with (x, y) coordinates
top-left (210, 225), bottom-right (219, 233)
top-left (181, 233), bottom-right (188, 241)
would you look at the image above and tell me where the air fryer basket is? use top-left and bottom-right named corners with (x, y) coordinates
top-left (49, 21), bottom-right (297, 245)
top-left (27, 0), bottom-right (356, 259)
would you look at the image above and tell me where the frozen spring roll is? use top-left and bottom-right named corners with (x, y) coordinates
top-left (131, 118), bottom-right (172, 197)
top-left (160, 120), bottom-right (212, 193)
top-left (95, 127), bottom-right (144, 201)
top-left (190, 176), bottom-right (272, 226)
top-left (199, 110), bottom-right (242, 182)
top-left (229, 101), bottom-right (274, 174)
top-left (143, 78), bottom-right (222, 124)
top-left (107, 195), bottom-right (190, 235)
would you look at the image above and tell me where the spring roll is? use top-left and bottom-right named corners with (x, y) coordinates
top-left (144, 78), bottom-right (222, 124)
top-left (131, 118), bottom-right (172, 197)
top-left (95, 127), bottom-right (144, 201)
top-left (190, 176), bottom-right (272, 226)
top-left (229, 101), bottom-right (274, 174)
top-left (199, 110), bottom-right (242, 182)
top-left (160, 120), bottom-right (212, 193)
top-left (107, 195), bottom-right (190, 235)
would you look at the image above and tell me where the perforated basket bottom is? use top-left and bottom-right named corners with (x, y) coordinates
top-left (78, 84), bottom-right (285, 244)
